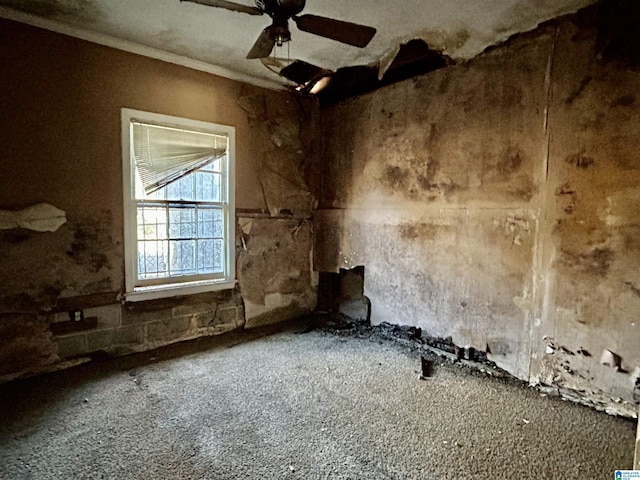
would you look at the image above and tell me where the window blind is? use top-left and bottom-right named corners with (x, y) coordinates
top-left (132, 121), bottom-right (228, 195)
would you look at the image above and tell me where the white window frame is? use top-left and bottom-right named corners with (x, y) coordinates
top-left (122, 108), bottom-right (236, 302)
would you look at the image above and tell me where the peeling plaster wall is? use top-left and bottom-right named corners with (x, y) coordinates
top-left (238, 219), bottom-right (316, 328)
top-left (531, 8), bottom-right (640, 415)
top-left (317, 10), bottom-right (640, 415)
top-left (0, 19), bottom-right (317, 379)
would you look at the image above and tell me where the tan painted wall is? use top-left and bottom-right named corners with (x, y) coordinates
top-left (0, 19), bottom-right (316, 378)
top-left (317, 13), bottom-right (640, 415)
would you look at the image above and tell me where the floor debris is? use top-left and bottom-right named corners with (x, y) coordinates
top-left (420, 356), bottom-right (434, 379)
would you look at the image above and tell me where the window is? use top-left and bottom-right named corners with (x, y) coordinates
top-left (122, 109), bottom-right (235, 301)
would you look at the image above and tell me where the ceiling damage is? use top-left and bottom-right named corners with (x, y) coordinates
top-left (0, 0), bottom-right (597, 98)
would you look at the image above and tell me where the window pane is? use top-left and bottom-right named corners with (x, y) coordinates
top-left (166, 174), bottom-right (195, 201)
top-left (212, 173), bottom-right (221, 202)
top-left (169, 240), bottom-right (196, 275)
top-left (196, 172), bottom-right (221, 202)
top-left (137, 207), bottom-right (167, 240)
top-left (197, 240), bottom-right (218, 273)
top-left (137, 240), bottom-right (169, 279)
top-left (195, 172), bottom-right (213, 201)
top-left (197, 239), bottom-right (224, 273)
top-left (197, 208), bottom-right (223, 238)
top-left (169, 208), bottom-right (196, 239)
top-left (212, 239), bottom-right (224, 271)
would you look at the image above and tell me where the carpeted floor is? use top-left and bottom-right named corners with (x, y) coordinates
top-left (0, 321), bottom-right (636, 479)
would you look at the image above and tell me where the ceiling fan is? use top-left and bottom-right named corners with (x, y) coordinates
top-left (180, 0), bottom-right (377, 59)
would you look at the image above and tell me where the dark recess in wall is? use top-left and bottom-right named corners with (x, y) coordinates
top-left (315, 39), bottom-right (452, 105)
top-left (317, 266), bottom-right (366, 314)
top-left (595, 0), bottom-right (640, 68)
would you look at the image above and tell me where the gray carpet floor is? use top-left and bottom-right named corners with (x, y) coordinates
top-left (0, 322), bottom-right (636, 479)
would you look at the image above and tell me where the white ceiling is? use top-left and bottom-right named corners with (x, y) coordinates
top-left (0, 0), bottom-right (595, 90)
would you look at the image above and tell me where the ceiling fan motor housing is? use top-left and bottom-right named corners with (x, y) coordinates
top-left (256, 0), bottom-right (306, 17)
top-left (270, 19), bottom-right (291, 46)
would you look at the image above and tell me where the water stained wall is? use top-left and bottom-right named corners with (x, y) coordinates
top-left (0, 19), bottom-right (317, 380)
top-left (316, 26), bottom-right (551, 382)
top-left (533, 5), bottom-right (640, 414)
top-left (316, 6), bottom-right (640, 415)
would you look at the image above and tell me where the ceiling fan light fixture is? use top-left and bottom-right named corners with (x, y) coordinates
top-left (308, 75), bottom-right (332, 94)
top-left (271, 24), bottom-right (291, 47)
top-left (293, 76), bottom-right (330, 95)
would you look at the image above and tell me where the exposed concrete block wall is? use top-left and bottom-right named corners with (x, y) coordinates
top-left (316, 8), bottom-right (640, 416)
top-left (0, 19), bottom-right (317, 381)
top-left (51, 291), bottom-right (243, 359)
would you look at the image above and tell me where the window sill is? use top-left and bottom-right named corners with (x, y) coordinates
top-left (124, 279), bottom-right (236, 303)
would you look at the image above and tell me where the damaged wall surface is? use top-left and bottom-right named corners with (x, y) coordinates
top-left (0, 18), bottom-right (317, 380)
top-left (316, 8), bottom-right (640, 416)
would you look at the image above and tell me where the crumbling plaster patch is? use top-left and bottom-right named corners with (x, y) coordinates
top-left (538, 347), bottom-right (638, 417)
top-left (0, 203), bottom-right (66, 232)
top-left (237, 89), bottom-right (318, 216)
top-left (237, 218), bottom-right (316, 328)
top-left (234, 88), bottom-right (318, 327)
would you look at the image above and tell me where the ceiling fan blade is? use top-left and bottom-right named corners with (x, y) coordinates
top-left (293, 14), bottom-right (376, 48)
top-left (180, 0), bottom-right (263, 15)
top-left (246, 27), bottom-right (276, 59)
top-left (280, 60), bottom-right (330, 85)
